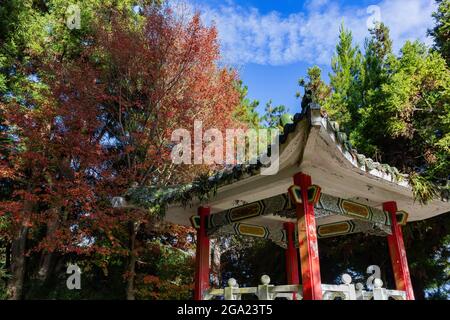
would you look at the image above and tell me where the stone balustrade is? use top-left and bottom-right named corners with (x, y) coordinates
top-left (204, 274), bottom-right (406, 301)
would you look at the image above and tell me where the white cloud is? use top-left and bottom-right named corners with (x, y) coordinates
top-left (175, 0), bottom-right (437, 66)
top-left (304, 0), bottom-right (330, 12)
top-left (378, 0), bottom-right (436, 47)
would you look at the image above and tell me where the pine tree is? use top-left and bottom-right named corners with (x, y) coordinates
top-left (298, 66), bottom-right (331, 111)
top-left (429, 0), bottom-right (450, 65)
top-left (261, 100), bottom-right (287, 130)
top-left (327, 23), bottom-right (363, 130)
top-left (234, 80), bottom-right (261, 129)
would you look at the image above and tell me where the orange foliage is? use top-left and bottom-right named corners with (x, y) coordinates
top-left (1, 6), bottom-right (243, 267)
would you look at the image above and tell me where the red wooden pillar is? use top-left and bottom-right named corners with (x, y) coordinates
top-left (284, 222), bottom-right (300, 300)
top-left (383, 201), bottom-right (415, 300)
top-left (294, 172), bottom-right (322, 300)
top-left (194, 206), bottom-right (211, 300)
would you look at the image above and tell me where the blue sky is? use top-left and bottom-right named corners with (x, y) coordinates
top-left (173, 0), bottom-right (437, 114)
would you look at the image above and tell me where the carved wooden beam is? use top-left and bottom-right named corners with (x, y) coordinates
top-left (211, 222), bottom-right (287, 248)
top-left (189, 191), bottom-right (396, 233)
top-left (207, 219), bottom-right (392, 249)
top-left (316, 220), bottom-right (391, 238)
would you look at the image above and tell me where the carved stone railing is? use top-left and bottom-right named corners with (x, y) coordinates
top-left (205, 275), bottom-right (302, 300)
top-left (321, 274), bottom-right (357, 300)
top-left (205, 274), bottom-right (406, 301)
top-left (355, 279), bottom-right (406, 300)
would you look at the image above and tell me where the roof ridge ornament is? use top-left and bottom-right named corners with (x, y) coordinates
top-left (306, 102), bottom-right (324, 127)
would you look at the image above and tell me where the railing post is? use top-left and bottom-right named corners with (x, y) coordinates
top-left (383, 201), bottom-right (415, 300)
top-left (257, 275), bottom-right (274, 300)
top-left (355, 283), bottom-right (365, 300)
top-left (373, 279), bottom-right (387, 300)
top-left (224, 278), bottom-right (240, 300)
top-left (194, 206), bottom-right (211, 300)
top-left (342, 274), bottom-right (357, 300)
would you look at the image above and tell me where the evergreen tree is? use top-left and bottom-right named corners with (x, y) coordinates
top-left (221, 7), bottom-right (450, 301)
top-left (298, 66), bottom-right (331, 111)
top-left (261, 100), bottom-right (287, 130)
top-left (326, 24), bottom-right (363, 130)
top-left (429, 0), bottom-right (450, 65)
top-left (234, 80), bottom-right (261, 129)
top-left (348, 23), bottom-right (393, 158)
top-left (316, 19), bottom-right (450, 300)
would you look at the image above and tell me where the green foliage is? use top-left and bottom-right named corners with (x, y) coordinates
top-left (134, 241), bottom-right (194, 300)
top-left (220, 238), bottom-right (285, 289)
top-left (298, 66), bottom-right (331, 109)
top-left (429, 0), bottom-right (450, 65)
top-left (1, 0), bottom-right (449, 301)
top-left (319, 21), bottom-right (450, 203)
top-left (260, 100), bottom-right (287, 130)
top-left (0, 0), bottom-right (146, 101)
top-left (283, 9), bottom-right (450, 299)
top-left (234, 80), bottom-right (261, 129)
top-left (0, 241), bottom-right (7, 300)
top-left (0, 0), bottom-right (195, 301)
top-left (220, 3), bottom-right (450, 301)
top-left (24, 259), bottom-right (128, 300)
top-left (326, 23), bottom-right (363, 129)
top-left (236, 80), bottom-right (294, 134)
top-left (409, 172), bottom-right (440, 204)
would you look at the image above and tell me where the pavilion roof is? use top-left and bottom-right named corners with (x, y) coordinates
top-left (114, 104), bottom-right (450, 228)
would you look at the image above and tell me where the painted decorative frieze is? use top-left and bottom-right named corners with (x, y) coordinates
top-left (192, 191), bottom-right (394, 235)
top-left (395, 210), bottom-right (409, 225)
top-left (210, 218), bottom-right (391, 249)
top-left (212, 222), bottom-right (287, 248)
top-left (208, 193), bottom-right (293, 230)
top-left (317, 220), bottom-right (391, 238)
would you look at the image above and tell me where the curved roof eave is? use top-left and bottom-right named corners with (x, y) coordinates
top-left (121, 104), bottom-right (450, 225)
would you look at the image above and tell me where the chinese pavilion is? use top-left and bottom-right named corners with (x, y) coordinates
top-left (113, 104), bottom-right (450, 300)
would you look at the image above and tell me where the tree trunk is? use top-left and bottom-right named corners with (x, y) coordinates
top-left (37, 251), bottom-right (55, 284)
top-left (126, 221), bottom-right (140, 300)
top-left (411, 274), bottom-right (426, 300)
top-left (210, 239), bottom-right (222, 287)
top-left (7, 225), bottom-right (28, 300)
top-left (5, 241), bottom-right (11, 269)
top-left (37, 212), bottom-right (60, 283)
